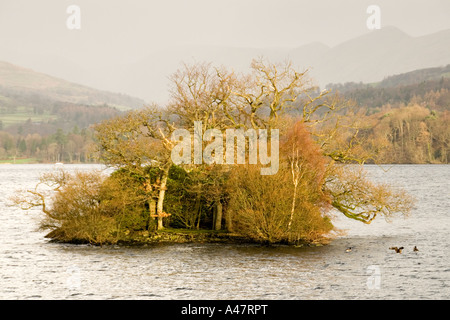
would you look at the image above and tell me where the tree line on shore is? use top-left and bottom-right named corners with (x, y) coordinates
top-left (327, 76), bottom-right (450, 164)
top-left (0, 103), bottom-right (120, 162)
top-left (12, 59), bottom-right (415, 245)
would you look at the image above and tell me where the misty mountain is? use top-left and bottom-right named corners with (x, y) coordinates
top-left (316, 26), bottom-right (450, 87)
top-left (1, 26), bottom-right (449, 105)
top-left (106, 26), bottom-right (450, 103)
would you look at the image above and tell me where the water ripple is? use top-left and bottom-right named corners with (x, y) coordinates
top-left (0, 164), bottom-right (449, 299)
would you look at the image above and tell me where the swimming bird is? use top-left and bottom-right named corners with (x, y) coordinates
top-left (413, 246), bottom-right (419, 252)
top-left (345, 247), bottom-right (353, 253)
top-left (389, 246), bottom-right (404, 253)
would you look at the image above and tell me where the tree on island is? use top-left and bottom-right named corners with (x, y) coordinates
top-left (12, 58), bottom-right (414, 245)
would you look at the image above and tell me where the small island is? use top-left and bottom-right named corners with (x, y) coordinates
top-left (12, 60), bottom-right (413, 247)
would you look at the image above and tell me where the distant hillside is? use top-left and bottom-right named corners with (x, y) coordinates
top-left (0, 60), bottom-right (149, 137)
top-left (326, 65), bottom-right (450, 112)
top-left (0, 61), bottom-right (146, 109)
top-left (0, 61), bottom-right (142, 163)
top-left (328, 64), bottom-right (450, 90)
top-left (377, 64), bottom-right (450, 88)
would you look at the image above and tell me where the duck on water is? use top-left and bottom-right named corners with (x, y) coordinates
top-left (389, 246), bottom-right (419, 253)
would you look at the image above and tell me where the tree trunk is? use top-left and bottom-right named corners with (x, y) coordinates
top-left (156, 169), bottom-right (169, 230)
top-left (288, 182), bottom-right (298, 232)
top-left (148, 198), bottom-right (156, 230)
top-left (214, 201), bottom-right (223, 231)
top-left (224, 208), bottom-right (233, 232)
top-left (194, 195), bottom-right (201, 230)
top-left (145, 177), bottom-right (157, 230)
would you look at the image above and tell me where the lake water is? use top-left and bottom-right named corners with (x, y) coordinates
top-left (0, 164), bottom-right (448, 300)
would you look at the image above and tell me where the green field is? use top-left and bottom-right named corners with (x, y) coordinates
top-left (0, 157), bottom-right (39, 164)
top-left (0, 108), bottom-right (57, 128)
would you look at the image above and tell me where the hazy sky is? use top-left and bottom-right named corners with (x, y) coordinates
top-left (1, 0), bottom-right (450, 67)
